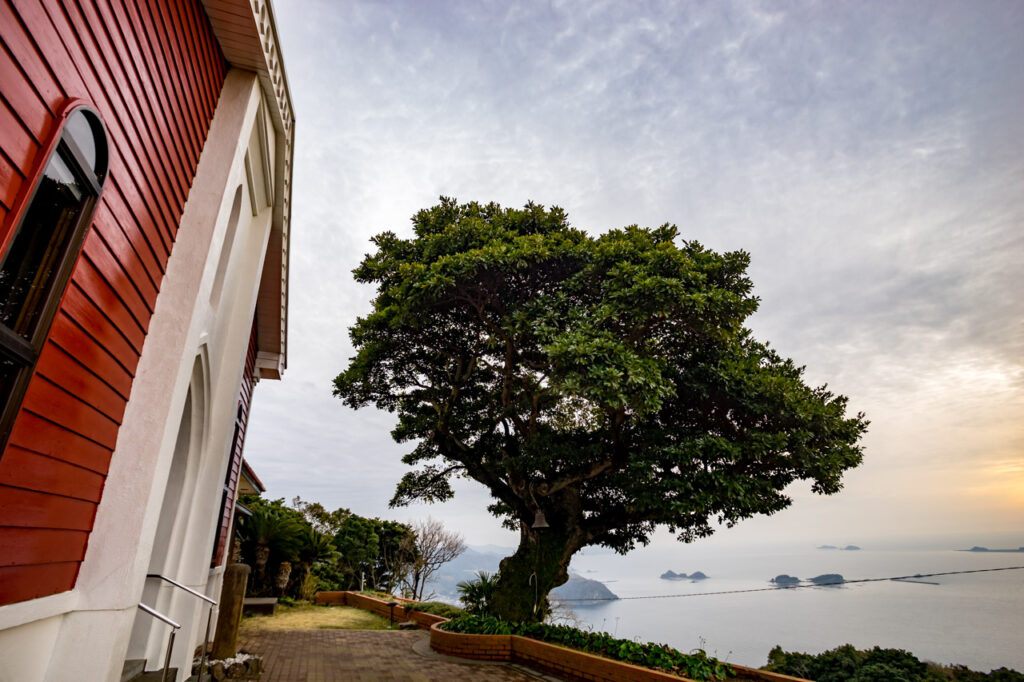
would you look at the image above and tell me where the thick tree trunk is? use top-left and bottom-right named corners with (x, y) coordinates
top-left (491, 521), bottom-right (583, 622)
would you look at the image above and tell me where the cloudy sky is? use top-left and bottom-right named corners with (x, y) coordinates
top-left (244, 0), bottom-right (1024, 551)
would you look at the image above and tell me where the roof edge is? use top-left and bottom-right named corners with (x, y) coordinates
top-left (202, 0), bottom-right (293, 374)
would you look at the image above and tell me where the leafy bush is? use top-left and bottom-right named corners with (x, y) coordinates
top-left (764, 645), bottom-right (1024, 681)
top-left (443, 616), bottom-right (733, 681)
top-left (311, 562), bottom-right (347, 591)
top-left (456, 571), bottom-right (498, 615)
top-left (359, 590), bottom-right (397, 601)
top-left (407, 601), bottom-right (464, 618)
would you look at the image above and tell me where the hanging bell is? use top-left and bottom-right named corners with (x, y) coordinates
top-left (531, 510), bottom-right (550, 529)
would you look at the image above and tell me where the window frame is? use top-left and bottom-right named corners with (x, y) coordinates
top-left (0, 102), bottom-right (108, 451)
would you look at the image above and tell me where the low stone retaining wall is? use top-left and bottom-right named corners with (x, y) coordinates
top-left (428, 622), bottom-right (809, 682)
top-left (313, 591), bottom-right (447, 630)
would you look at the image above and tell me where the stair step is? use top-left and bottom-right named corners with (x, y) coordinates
top-left (121, 659), bottom-right (147, 682)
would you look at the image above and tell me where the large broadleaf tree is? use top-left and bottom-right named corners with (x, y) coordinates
top-left (334, 198), bottom-right (867, 621)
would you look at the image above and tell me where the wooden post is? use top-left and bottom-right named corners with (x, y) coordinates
top-left (211, 563), bottom-right (250, 660)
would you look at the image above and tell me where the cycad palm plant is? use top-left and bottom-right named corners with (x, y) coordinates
top-left (293, 527), bottom-right (341, 593)
top-left (456, 571), bottom-right (498, 615)
top-left (238, 508), bottom-right (303, 591)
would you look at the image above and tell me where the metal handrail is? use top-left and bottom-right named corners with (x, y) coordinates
top-left (136, 603), bottom-right (179, 682)
top-left (147, 573), bottom-right (217, 605)
top-left (146, 574), bottom-right (218, 680)
top-left (137, 602), bottom-right (181, 629)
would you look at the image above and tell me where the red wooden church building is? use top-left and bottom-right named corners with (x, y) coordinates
top-left (0, 1), bottom-right (293, 679)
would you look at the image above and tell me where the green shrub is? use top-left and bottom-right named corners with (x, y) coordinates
top-left (456, 571), bottom-right (498, 616)
top-left (408, 601), bottom-right (464, 618)
top-left (764, 645), bottom-right (1023, 681)
top-left (443, 616), bottom-right (733, 681)
top-left (359, 590), bottom-right (396, 601)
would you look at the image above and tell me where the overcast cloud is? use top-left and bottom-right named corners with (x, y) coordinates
top-left (244, 0), bottom-right (1024, 550)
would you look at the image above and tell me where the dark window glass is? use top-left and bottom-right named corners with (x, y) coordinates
top-left (0, 107), bottom-right (107, 448)
top-left (0, 152), bottom-right (88, 339)
top-left (0, 355), bottom-right (21, 403)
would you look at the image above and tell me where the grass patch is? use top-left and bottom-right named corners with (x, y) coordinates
top-left (240, 602), bottom-right (391, 632)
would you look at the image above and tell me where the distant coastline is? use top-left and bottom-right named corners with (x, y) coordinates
top-left (959, 546), bottom-right (1024, 553)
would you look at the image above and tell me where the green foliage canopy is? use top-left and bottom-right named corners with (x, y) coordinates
top-left (335, 198), bottom-right (867, 557)
top-left (764, 644), bottom-right (1024, 681)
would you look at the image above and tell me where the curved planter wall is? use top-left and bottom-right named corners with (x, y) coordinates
top-left (428, 622), bottom-right (810, 682)
top-left (313, 591), bottom-right (447, 629)
top-left (318, 590), bottom-right (808, 682)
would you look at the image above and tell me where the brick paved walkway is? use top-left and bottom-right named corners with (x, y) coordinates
top-left (239, 629), bottom-right (554, 681)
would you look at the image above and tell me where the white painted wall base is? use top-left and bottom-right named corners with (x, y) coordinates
top-left (0, 615), bottom-right (60, 682)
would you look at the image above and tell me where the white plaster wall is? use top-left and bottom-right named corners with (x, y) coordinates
top-left (0, 69), bottom-right (287, 682)
top-left (0, 616), bottom-right (60, 682)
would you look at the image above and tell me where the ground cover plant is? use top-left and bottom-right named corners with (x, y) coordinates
top-left (763, 645), bottom-right (1024, 681)
top-left (239, 602), bottom-right (389, 632)
top-left (335, 198), bottom-right (868, 621)
top-left (406, 600), bottom-right (464, 618)
top-left (443, 615), bottom-right (733, 681)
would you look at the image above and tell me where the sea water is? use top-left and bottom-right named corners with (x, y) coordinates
top-left (562, 544), bottom-right (1024, 672)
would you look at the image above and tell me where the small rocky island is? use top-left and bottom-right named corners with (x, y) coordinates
top-left (963, 546), bottom-right (1024, 553)
top-left (818, 544), bottom-right (860, 550)
top-left (770, 573), bottom-right (845, 587)
top-left (809, 574), bottom-right (845, 585)
top-left (771, 574), bottom-right (800, 587)
top-left (660, 570), bottom-right (708, 581)
top-left (550, 574), bottom-right (619, 603)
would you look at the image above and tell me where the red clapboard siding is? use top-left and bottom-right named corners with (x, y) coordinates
top-left (0, 98), bottom-right (37, 181)
top-left (10, 412), bottom-right (112, 475)
top-left (20, 375), bottom-right (120, 451)
top-left (0, 44), bottom-right (52, 145)
top-left (38, 1), bottom-right (177, 250)
top-left (76, 0), bottom-right (188, 203)
top-left (48, 312), bottom-right (133, 400)
top-left (145, 1), bottom-right (203, 164)
top-left (0, 446), bottom-right (104, 503)
top-left (118, 0), bottom-right (197, 168)
top-left (0, 0), bottom-right (227, 605)
top-left (60, 282), bottom-right (140, 377)
top-left (0, 527), bottom-right (89, 567)
top-left (0, 4), bottom-right (64, 115)
top-left (61, 0), bottom-right (184, 213)
top-left (93, 1), bottom-right (189, 198)
top-left (88, 205), bottom-right (160, 309)
top-left (0, 485), bottom-right (97, 530)
top-left (102, 179), bottom-right (169, 277)
top-left (212, 321), bottom-right (259, 566)
top-left (71, 249), bottom-right (148, 352)
top-left (35, 341), bottom-right (128, 425)
top-left (0, 563), bottom-right (80, 604)
top-left (0, 140), bottom-right (26, 212)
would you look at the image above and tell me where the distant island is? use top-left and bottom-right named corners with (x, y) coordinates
top-left (551, 573), bottom-right (619, 603)
top-left (771, 574), bottom-right (800, 587)
top-left (809, 573), bottom-right (845, 586)
top-left (817, 544), bottom-right (860, 551)
top-left (961, 546), bottom-right (1024, 553)
top-left (770, 573), bottom-right (845, 587)
top-left (660, 570), bottom-right (708, 581)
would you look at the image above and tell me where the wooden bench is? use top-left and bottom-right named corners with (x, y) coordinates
top-left (242, 597), bottom-right (277, 616)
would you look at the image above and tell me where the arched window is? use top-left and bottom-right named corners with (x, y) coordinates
top-left (0, 106), bottom-right (108, 447)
